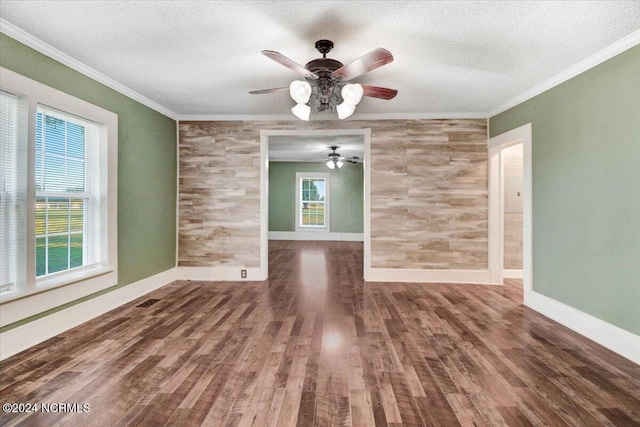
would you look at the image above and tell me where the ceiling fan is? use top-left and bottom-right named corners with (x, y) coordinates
top-left (250, 40), bottom-right (398, 121)
top-left (326, 146), bottom-right (361, 169)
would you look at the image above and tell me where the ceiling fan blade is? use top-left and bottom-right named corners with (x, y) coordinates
top-left (262, 50), bottom-right (319, 79)
top-left (361, 85), bottom-right (398, 100)
top-left (249, 87), bottom-right (288, 94)
top-left (332, 48), bottom-right (394, 81)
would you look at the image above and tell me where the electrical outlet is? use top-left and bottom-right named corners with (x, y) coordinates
top-left (241, 269), bottom-right (247, 279)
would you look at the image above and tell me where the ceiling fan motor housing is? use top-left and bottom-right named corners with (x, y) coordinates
top-left (305, 40), bottom-right (346, 112)
top-left (305, 58), bottom-right (344, 110)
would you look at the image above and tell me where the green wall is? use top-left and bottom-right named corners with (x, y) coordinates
top-left (0, 34), bottom-right (177, 329)
top-left (269, 162), bottom-right (363, 233)
top-left (490, 45), bottom-right (640, 335)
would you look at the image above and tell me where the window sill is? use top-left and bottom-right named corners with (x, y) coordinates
top-left (295, 226), bottom-right (330, 233)
top-left (0, 265), bottom-right (114, 304)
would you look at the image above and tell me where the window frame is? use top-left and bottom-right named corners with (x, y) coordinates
top-left (35, 107), bottom-right (100, 279)
top-left (295, 172), bottom-right (330, 232)
top-left (0, 67), bottom-right (117, 327)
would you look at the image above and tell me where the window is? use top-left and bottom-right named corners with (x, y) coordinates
top-left (300, 177), bottom-right (326, 227)
top-left (35, 108), bottom-right (100, 277)
top-left (296, 172), bottom-right (330, 231)
top-left (0, 67), bottom-right (117, 325)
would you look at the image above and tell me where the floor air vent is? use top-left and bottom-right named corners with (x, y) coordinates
top-left (136, 298), bottom-right (160, 308)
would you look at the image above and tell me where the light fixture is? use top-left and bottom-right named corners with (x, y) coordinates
top-left (341, 83), bottom-right (364, 106)
top-left (288, 81), bottom-right (364, 121)
top-left (291, 103), bottom-right (310, 121)
top-left (289, 80), bottom-right (312, 104)
top-left (326, 146), bottom-right (345, 169)
top-left (326, 159), bottom-right (343, 169)
top-left (289, 81), bottom-right (311, 121)
top-left (335, 83), bottom-right (363, 119)
top-left (336, 102), bottom-right (356, 120)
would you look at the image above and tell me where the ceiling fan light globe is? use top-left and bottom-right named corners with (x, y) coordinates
top-left (336, 102), bottom-right (356, 120)
top-left (326, 160), bottom-right (336, 169)
top-left (341, 83), bottom-right (364, 106)
top-left (291, 103), bottom-right (311, 121)
top-left (336, 160), bottom-right (344, 168)
top-left (289, 80), bottom-right (312, 104)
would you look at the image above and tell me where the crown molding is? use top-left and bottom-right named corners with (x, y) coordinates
top-left (176, 111), bottom-right (488, 122)
top-left (0, 18), bottom-right (179, 121)
top-left (178, 113), bottom-right (300, 122)
top-left (488, 28), bottom-right (640, 118)
top-left (347, 112), bottom-right (488, 120)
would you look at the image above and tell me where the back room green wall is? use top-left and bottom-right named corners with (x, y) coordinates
top-left (269, 162), bottom-right (363, 233)
top-left (0, 34), bottom-right (177, 318)
top-left (490, 45), bottom-right (640, 335)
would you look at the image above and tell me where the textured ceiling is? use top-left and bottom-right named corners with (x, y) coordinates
top-left (1, 1), bottom-right (639, 118)
top-left (269, 135), bottom-right (364, 162)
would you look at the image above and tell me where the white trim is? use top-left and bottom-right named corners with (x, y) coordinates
top-left (0, 18), bottom-right (177, 121)
top-left (524, 290), bottom-right (640, 365)
top-left (363, 132), bottom-right (371, 281)
top-left (177, 112), bottom-right (488, 122)
top-left (0, 267), bottom-right (178, 360)
top-left (176, 267), bottom-right (266, 282)
top-left (488, 144), bottom-right (504, 284)
top-left (268, 231), bottom-right (363, 242)
top-left (367, 268), bottom-right (494, 285)
top-left (489, 29), bottom-right (640, 117)
top-left (260, 132), bottom-right (269, 280)
top-left (175, 123), bottom-right (180, 268)
top-left (504, 269), bottom-right (523, 279)
top-left (488, 123), bottom-right (532, 291)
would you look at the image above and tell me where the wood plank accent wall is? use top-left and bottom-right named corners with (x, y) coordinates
top-left (503, 147), bottom-right (524, 270)
top-left (505, 213), bottom-right (523, 269)
top-left (179, 122), bottom-right (262, 267)
top-left (178, 119), bottom-right (488, 270)
top-left (370, 119), bottom-right (488, 269)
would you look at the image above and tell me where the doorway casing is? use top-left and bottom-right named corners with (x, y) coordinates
top-left (260, 129), bottom-right (372, 280)
top-left (488, 123), bottom-right (532, 292)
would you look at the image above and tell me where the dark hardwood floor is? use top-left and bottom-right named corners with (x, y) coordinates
top-left (1, 241), bottom-right (639, 426)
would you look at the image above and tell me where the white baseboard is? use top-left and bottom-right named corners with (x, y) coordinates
top-left (268, 231), bottom-right (364, 242)
top-left (524, 290), bottom-right (640, 365)
top-left (365, 268), bottom-right (495, 285)
top-left (504, 269), bottom-right (523, 279)
top-left (0, 267), bottom-right (178, 361)
top-left (176, 266), bottom-right (267, 281)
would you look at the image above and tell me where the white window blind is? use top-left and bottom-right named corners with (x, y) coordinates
top-left (1, 91), bottom-right (18, 292)
top-left (35, 106), bottom-right (101, 278)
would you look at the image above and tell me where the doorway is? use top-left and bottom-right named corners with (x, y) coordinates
top-left (488, 123), bottom-right (532, 294)
top-left (259, 129), bottom-right (371, 280)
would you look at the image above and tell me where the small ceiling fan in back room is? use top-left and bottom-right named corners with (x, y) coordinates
top-left (250, 40), bottom-right (398, 121)
top-left (325, 146), bottom-right (361, 169)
